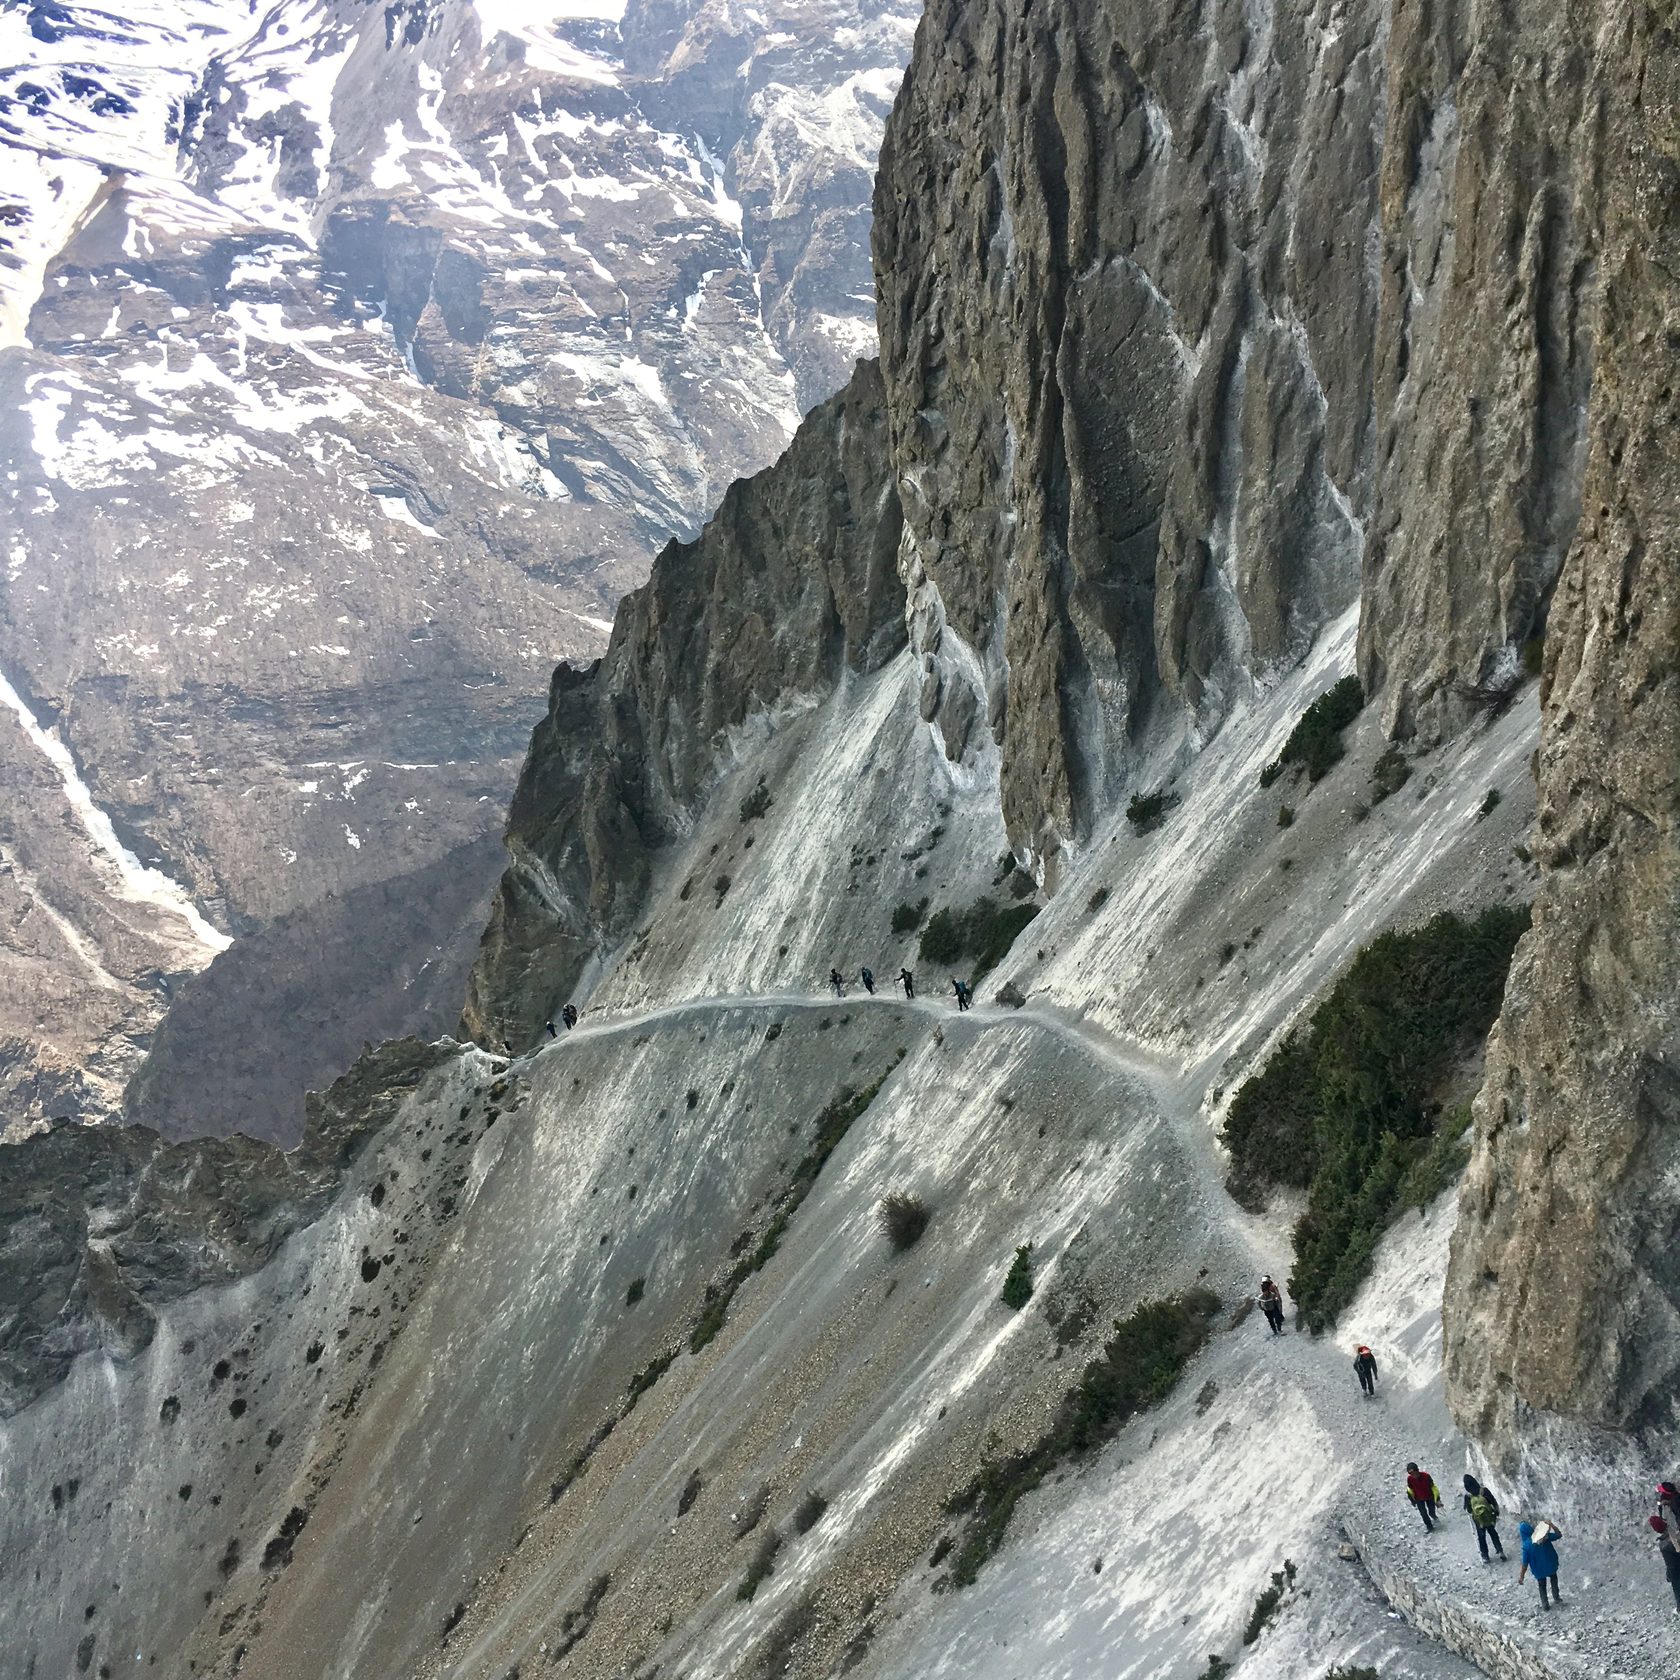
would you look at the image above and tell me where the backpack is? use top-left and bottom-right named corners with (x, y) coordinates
top-left (1470, 1492), bottom-right (1498, 1528)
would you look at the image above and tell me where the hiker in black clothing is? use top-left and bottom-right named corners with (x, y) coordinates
top-left (1353, 1344), bottom-right (1378, 1397)
top-left (545, 1019), bottom-right (558, 1040)
top-left (562, 1003), bottom-right (579, 1029)
top-left (501, 1039), bottom-right (515, 1057)
top-left (830, 968), bottom-right (845, 997)
top-left (899, 968), bottom-right (914, 999)
top-left (860, 967), bottom-right (876, 995)
top-left (1257, 1276), bottom-right (1286, 1334)
top-left (952, 978), bottom-right (971, 1011)
top-left (1462, 1475), bottom-right (1506, 1563)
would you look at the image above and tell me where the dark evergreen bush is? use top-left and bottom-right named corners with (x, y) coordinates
top-left (1260, 677), bottom-right (1364, 787)
top-left (918, 897), bottom-right (1039, 978)
top-left (891, 897), bottom-right (929, 935)
top-left (1222, 906), bottom-right (1529, 1327)
top-left (1000, 1244), bottom-right (1034, 1310)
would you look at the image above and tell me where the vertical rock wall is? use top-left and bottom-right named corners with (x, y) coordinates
top-left (1444, 3), bottom-right (1680, 1467)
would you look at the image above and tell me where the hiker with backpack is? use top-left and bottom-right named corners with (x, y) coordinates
top-left (1257, 1276), bottom-right (1286, 1335)
top-left (1659, 1480), bottom-right (1680, 1532)
top-left (561, 1003), bottom-right (578, 1029)
top-left (899, 968), bottom-right (914, 999)
top-left (1462, 1475), bottom-right (1506, 1562)
top-left (1405, 1463), bottom-right (1441, 1531)
top-left (544, 1019), bottom-right (558, 1040)
top-left (1517, 1519), bottom-right (1563, 1609)
top-left (860, 967), bottom-right (876, 995)
top-left (952, 978), bottom-right (971, 1011)
top-left (1353, 1345), bottom-right (1378, 1396)
top-left (830, 968), bottom-right (845, 997)
top-left (1650, 1507), bottom-right (1680, 1613)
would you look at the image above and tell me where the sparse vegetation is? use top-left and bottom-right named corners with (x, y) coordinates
top-left (1222, 906), bottom-right (1529, 1328)
top-left (1000, 1244), bottom-right (1034, 1310)
top-left (738, 1528), bottom-right (782, 1599)
top-left (1277, 803), bottom-right (1295, 829)
top-left (944, 1289), bottom-right (1219, 1586)
top-left (878, 1190), bottom-right (930, 1251)
top-left (625, 1277), bottom-right (644, 1307)
top-left (919, 896), bottom-right (1040, 979)
top-left (691, 1060), bottom-right (905, 1352)
top-left (1328, 1666), bottom-right (1381, 1680)
top-left (740, 778), bottom-right (773, 823)
top-left (1261, 676), bottom-right (1364, 788)
top-left (1370, 745), bottom-right (1411, 804)
top-left (714, 874), bottom-right (732, 905)
top-left (1197, 1658), bottom-right (1233, 1680)
top-left (1126, 789), bottom-right (1171, 833)
top-left (891, 897), bottom-right (930, 935)
top-left (678, 1470), bottom-right (704, 1515)
top-left (1087, 886), bottom-right (1110, 913)
top-left (1477, 787), bottom-right (1502, 820)
top-left (1395, 1107), bottom-right (1473, 1213)
top-left (1243, 1560), bottom-right (1297, 1644)
top-left (792, 1490), bottom-right (829, 1534)
top-left (625, 1351), bottom-right (674, 1409)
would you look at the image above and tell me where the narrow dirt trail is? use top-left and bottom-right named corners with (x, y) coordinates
top-left (472, 988), bottom-right (1671, 1680)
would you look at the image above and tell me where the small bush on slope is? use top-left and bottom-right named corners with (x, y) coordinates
top-left (878, 1190), bottom-right (930, 1251)
top-left (1242, 1559), bottom-right (1297, 1644)
top-left (891, 896), bottom-right (929, 934)
top-left (1222, 905), bottom-right (1529, 1329)
top-left (919, 896), bottom-right (1040, 978)
top-left (1260, 676), bottom-right (1364, 788)
top-left (943, 1289), bottom-right (1219, 1586)
top-left (1000, 1244), bottom-right (1034, 1310)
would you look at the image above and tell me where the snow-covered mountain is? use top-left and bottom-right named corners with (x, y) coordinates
top-left (0, 0), bottom-right (917, 1139)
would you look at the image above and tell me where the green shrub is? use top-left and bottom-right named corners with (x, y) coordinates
top-left (891, 897), bottom-right (929, 935)
top-left (1222, 906), bottom-right (1528, 1328)
top-left (944, 1289), bottom-right (1219, 1586)
top-left (1126, 790), bottom-right (1170, 833)
top-left (1370, 746), bottom-right (1410, 804)
top-left (678, 1470), bottom-right (703, 1515)
top-left (878, 1191), bottom-right (930, 1251)
top-left (1243, 1559), bottom-right (1297, 1644)
top-left (1087, 886), bottom-right (1110, 913)
top-left (1277, 803), bottom-right (1295, 829)
top-left (625, 1277), bottom-right (645, 1307)
top-left (1477, 787), bottom-right (1502, 820)
top-left (738, 1527), bottom-right (782, 1599)
top-left (1261, 676), bottom-right (1364, 788)
top-left (1197, 1659), bottom-right (1233, 1680)
top-left (1521, 634), bottom-right (1545, 677)
top-left (792, 1490), bottom-right (828, 1534)
top-left (1395, 1108), bottom-right (1472, 1213)
top-left (1000, 1244), bottom-right (1034, 1310)
top-left (739, 779), bottom-right (772, 823)
top-left (918, 897), bottom-right (1039, 979)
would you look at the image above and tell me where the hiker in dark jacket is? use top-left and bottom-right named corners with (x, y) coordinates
top-left (860, 967), bottom-right (876, 995)
top-left (561, 1003), bottom-right (578, 1029)
top-left (544, 1019), bottom-right (558, 1040)
top-left (830, 968), bottom-right (845, 997)
top-left (1658, 1480), bottom-right (1680, 1532)
top-left (1405, 1463), bottom-right (1441, 1531)
top-left (1517, 1520), bottom-right (1563, 1608)
top-left (1353, 1344), bottom-right (1378, 1396)
top-left (1650, 1510), bottom-right (1680, 1613)
top-left (899, 968), bottom-right (915, 999)
top-left (952, 977), bottom-right (971, 1011)
top-left (1462, 1475), bottom-right (1506, 1562)
top-left (1257, 1276), bottom-right (1286, 1335)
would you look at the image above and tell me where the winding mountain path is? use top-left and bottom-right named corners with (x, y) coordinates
top-left (467, 988), bottom-right (1673, 1680)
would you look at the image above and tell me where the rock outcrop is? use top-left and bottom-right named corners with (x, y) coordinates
top-left (1444, 7), bottom-right (1680, 1468)
top-left (0, 1036), bottom-right (453, 1415)
top-left (462, 359), bottom-right (906, 1044)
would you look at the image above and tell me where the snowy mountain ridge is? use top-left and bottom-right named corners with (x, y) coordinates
top-left (0, 0), bottom-right (917, 1139)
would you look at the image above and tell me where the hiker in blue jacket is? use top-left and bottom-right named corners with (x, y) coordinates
top-left (1517, 1519), bottom-right (1563, 1609)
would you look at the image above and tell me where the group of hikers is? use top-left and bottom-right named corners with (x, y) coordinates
top-left (829, 966), bottom-right (972, 1009)
top-left (1259, 1275), bottom-right (1680, 1617)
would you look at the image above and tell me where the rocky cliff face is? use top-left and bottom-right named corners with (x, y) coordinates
top-left (1443, 5), bottom-right (1680, 1469)
top-left (463, 358), bottom-right (905, 1045)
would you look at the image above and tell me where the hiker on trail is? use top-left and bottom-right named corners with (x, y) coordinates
top-left (562, 1003), bottom-right (579, 1029)
top-left (1353, 1344), bottom-right (1378, 1397)
top-left (1517, 1519), bottom-right (1563, 1609)
top-left (860, 967), bottom-right (876, 995)
top-left (830, 968), bottom-right (845, 997)
top-left (1257, 1276), bottom-right (1286, 1335)
top-left (1649, 1508), bottom-right (1680, 1613)
top-left (1462, 1475), bottom-right (1506, 1562)
top-left (1658, 1480), bottom-right (1680, 1532)
top-left (1405, 1463), bottom-right (1441, 1532)
top-left (544, 1019), bottom-right (557, 1040)
top-left (952, 978), bottom-right (971, 1011)
top-left (501, 1039), bottom-right (515, 1057)
top-left (899, 968), bottom-right (914, 999)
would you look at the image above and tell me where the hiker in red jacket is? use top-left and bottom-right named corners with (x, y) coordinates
top-left (1405, 1462), bottom-right (1441, 1531)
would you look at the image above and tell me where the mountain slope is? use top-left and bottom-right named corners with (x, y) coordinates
top-left (0, 0), bottom-right (917, 1141)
